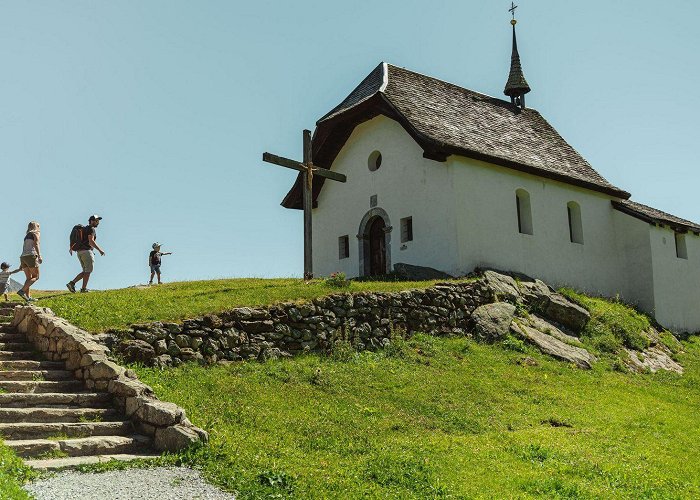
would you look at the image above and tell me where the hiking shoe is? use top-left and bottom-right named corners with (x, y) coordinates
top-left (17, 290), bottom-right (29, 302)
top-left (26, 297), bottom-right (37, 302)
top-left (66, 282), bottom-right (76, 293)
top-left (80, 288), bottom-right (90, 293)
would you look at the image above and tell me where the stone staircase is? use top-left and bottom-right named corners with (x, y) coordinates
top-left (0, 304), bottom-right (160, 470)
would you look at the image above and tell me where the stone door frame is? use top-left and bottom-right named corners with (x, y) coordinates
top-left (357, 207), bottom-right (392, 277)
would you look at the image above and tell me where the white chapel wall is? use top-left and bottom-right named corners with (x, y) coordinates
top-left (611, 211), bottom-right (655, 313)
top-left (648, 225), bottom-right (700, 332)
top-left (313, 115), bottom-right (459, 278)
top-left (448, 155), bottom-right (630, 297)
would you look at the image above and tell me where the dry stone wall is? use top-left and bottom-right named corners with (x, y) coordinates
top-left (11, 306), bottom-right (208, 452)
top-left (108, 270), bottom-right (681, 374)
top-left (110, 280), bottom-right (493, 367)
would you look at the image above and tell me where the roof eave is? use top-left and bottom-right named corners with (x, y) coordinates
top-left (443, 145), bottom-right (631, 200)
top-left (611, 201), bottom-right (700, 233)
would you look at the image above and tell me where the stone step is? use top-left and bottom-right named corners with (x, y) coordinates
top-left (0, 370), bottom-right (74, 381)
top-left (0, 360), bottom-right (64, 370)
top-left (0, 307), bottom-right (16, 316)
top-left (25, 452), bottom-right (163, 471)
top-left (0, 407), bottom-right (119, 423)
top-left (0, 324), bottom-right (16, 333)
top-left (0, 351), bottom-right (38, 360)
top-left (5, 434), bottom-right (151, 459)
top-left (0, 314), bottom-right (13, 323)
top-left (0, 380), bottom-right (84, 393)
top-left (0, 333), bottom-right (26, 343)
top-left (0, 392), bottom-right (113, 409)
top-left (0, 342), bottom-right (33, 351)
top-left (0, 421), bottom-right (133, 440)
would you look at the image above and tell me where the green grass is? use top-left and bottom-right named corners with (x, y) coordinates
top-left (559, 288), bottom-right (652, 353)
top-left (134, 334), bottom-right (700, 499)
top-left (36, 278), bottom-right (445, 332)
top-left (0, 443), bottom-right (36, 499)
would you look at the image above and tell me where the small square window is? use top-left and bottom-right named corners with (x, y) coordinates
top-left (338, 235), bottom-right (349, 259)
top-left (401, 217), bottom-right (413, 243)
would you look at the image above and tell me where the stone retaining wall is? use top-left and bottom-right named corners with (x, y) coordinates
top-left (110, 280), bottom-right (493, 366)
top-left (12, 306), bottom-right (208, 452)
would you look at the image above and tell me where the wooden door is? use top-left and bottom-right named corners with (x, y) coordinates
top-left (369, 217), bottom-right (386, 275)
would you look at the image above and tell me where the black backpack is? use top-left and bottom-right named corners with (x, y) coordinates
top-left (69, 224), bottom-right (85, 251)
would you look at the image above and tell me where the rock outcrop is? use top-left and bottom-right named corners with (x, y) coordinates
top-left (511, 321), bottom-right (596, 369)
top-left (471, 303), bottom-right (516, 342)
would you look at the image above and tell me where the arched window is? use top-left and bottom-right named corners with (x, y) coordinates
top-left (567, 201), bottom-right (584, 244)
top-left (515, 189), bottom-right (533, 235)
top-left (675, 232), bottom-right (688, 259)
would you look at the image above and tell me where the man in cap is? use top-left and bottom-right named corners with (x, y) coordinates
top-left (66, 215), bottom-right (106, 293)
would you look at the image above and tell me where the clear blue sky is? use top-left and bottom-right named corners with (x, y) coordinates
top-left (0, 0), bottom-right (697, 289)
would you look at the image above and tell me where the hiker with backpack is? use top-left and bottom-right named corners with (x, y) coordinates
top-left (17, 221), bottom-right (42, 302)
top-left (66, 215), bottom-right (105, 293)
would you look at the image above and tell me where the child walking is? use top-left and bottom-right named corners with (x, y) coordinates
top-left (149, 243), bottom-right (172, 285)
top-left (0, 262), bottom-right (21, 301)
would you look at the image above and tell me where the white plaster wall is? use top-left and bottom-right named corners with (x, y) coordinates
top-left (313, 115), bottom-right (459, 278)
top-left (648, 226), bottom-right (700, 332)
top-left (611, 211), bottom-right (655, 313)
top-left (449, 156), bottom-right (632, 298)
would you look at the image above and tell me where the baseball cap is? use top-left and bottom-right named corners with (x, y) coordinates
top-left (89, 214), bottom-right (102, 221)
top-left (152, 242), bottom-right (161, 249)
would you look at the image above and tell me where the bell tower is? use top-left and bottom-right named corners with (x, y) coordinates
top-left (503, 3), bottom-right (531, 109)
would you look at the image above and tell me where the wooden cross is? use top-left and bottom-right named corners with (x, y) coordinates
top-left (262, 129), bottom-right (347, 281)
top-left (509, 2), bottom-right (518, 19)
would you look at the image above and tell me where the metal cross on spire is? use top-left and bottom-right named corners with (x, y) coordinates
top-left (509, 2), bottom-right (518, 20)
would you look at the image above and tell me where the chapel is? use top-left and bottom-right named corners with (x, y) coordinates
top-left (281, 16), bottom-right (700, 332)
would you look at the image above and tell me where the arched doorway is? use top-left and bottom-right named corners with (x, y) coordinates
top-left (357, 208), bottom-right (392, 277)
top-left (368, 217), bottom-right (386, 276)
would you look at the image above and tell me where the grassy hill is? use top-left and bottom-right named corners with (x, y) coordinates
top-left (3, 278), bottom-right (699, 498)
top-left (133, 334), bottom-right (700, 498)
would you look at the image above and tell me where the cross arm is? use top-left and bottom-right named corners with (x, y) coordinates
top-left (262, 152), bottom-right (304, 172)
top-left (262, 152), bottom-right (347, 182)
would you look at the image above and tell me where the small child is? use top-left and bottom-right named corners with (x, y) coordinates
top-left (0, 262), bottom-right (21, 301)
top-left (148, 243), bottom-right (172, 285)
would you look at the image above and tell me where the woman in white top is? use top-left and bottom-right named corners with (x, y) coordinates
top-left (18, 221), bottom-right (42, 302)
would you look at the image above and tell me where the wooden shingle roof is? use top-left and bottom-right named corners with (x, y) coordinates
top-left (282, 63), bottom-right (630, 209)
top-left (612, 200), bottom-right (700, 233)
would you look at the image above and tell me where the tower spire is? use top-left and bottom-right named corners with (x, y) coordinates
top-left (504, 3), bottom-right (531, 109)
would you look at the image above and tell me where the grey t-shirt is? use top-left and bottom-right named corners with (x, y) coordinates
top-left (0, 270), bottom-right (13, 285)
top-left (22, 233), bottom-right (37, 256)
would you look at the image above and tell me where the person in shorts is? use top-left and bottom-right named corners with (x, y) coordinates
top-left (18, 221), bottom-right (42, 302)
top-left (66, 215), bottom-right (106, 293)
top-left (0, 262), bottom-right (21, 301)
top-left (148, 243), bottom-right (172, 285)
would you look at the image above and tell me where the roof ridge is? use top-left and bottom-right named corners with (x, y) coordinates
top-left (384, 62), bottom-right (534, 110)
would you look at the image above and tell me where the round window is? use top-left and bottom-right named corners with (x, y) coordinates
top-left (368, 151), bottom-right (382, 171)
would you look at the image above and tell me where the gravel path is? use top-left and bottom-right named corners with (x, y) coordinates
top-left (24, 467), bottom-right (235, 500)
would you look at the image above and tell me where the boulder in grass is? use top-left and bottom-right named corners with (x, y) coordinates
top-left (511, 321), bottom-right (596, 369)
top-left (543, 294), bottom-right (590, 333)
top-left (471, 302), bottom-right (516, 342)
top-left (482, 270), bottom-right (521, 303)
